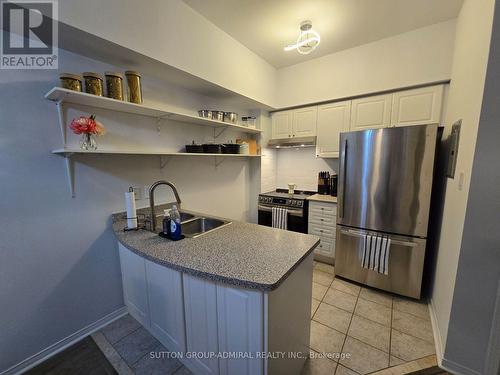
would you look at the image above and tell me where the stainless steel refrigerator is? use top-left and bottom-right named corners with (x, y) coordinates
top-left (335, 124), bottom-right (441, 299)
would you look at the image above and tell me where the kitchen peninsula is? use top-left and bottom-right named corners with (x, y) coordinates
top-left (112, 207), bottom-right (320, 375)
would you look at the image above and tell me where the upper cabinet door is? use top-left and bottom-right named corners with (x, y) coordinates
top-left (391, 85), bottom-right (444, 127)
top-left (292, 106), bottom-right (317, 137)
top-left (350, 93), bottom-right (392, 131)
top-left (316, 101), bottom-right (351, 158)
top-left (271, 111), bottom-right (293, 139)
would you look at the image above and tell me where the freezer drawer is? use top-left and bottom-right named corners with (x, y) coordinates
top-left (335, 226), bottom-right (426, 299)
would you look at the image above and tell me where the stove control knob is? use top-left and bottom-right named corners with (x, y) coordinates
top-left (297, 201), bottom-right (302, 207)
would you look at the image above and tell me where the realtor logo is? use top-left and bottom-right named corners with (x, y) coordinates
top-left (1, 0), bottom-right (58, 69)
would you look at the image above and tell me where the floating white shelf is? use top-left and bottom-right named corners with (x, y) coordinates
top-left (45, 87), bottom-right (262, 136)
top-left (45, 87), bottom-right (262, 198)
top-left (52, 149), bottom-right (260, 157)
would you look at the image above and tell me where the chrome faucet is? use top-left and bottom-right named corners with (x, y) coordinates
top-left (149, 180), bottom-right (182, 232)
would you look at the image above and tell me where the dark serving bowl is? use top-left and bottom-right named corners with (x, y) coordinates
top-left (185, 143), bottom-right (204, 153)
top-left (222, 143), bottom-right (241, 154)
top-left (202, 144), bottom-right (222, 153)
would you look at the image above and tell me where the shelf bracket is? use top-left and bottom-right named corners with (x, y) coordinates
top-left (213, 126), bottom-right (228, 139)
top-left (214, 156), bottom-right (226, 168)
top-left (159, 155), bottom-right (171, 169)
top-left (64, 153), bottom-right (75, 198)
top-left (56, 100), bottom-right (67, 147)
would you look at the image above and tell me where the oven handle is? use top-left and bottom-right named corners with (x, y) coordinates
top-left (258, 204), bottom-right (304, 217)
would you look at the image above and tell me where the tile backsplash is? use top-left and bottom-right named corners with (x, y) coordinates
top-left (276, 148), bottom-right (338, 191)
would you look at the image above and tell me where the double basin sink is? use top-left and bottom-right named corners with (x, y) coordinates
top-left (151, 211), bottom-right (231, 238)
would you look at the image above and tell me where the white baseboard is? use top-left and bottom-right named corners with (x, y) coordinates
top-left (428, 299), bottom-right (483, 375)
top-left (441, 358), bottom-right (483, 375)
top-left (428, 297), bottom-right (445, 366)
top-left (1, 307), bottom-right (127, 375)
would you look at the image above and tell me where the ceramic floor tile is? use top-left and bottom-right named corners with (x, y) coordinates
top-left (335, 364), bottom-right (360, 375)
top-left (323, 288), bottom-right (358, 313)
top-left (339, 337), bottom-right (389, 374)
top-left (310, 321), bottom-right (346, 357)
top-left (314, 270), bottom-right (335, 287)
top-left (389, 355), bottom-right (405, 367)
top-left (390, 329), bottom-right (435, 362)
top-left (354, 298), bottom-right (391, 327)
top-left (392, 309), bottom-right (434, 343)
top-left (393, 297), bottom-right (430, 320)
top-left (347, 315), bottom-right (390, 353)
top-left (113, 327), bottom-right (160, 366)
top-left (331, 279), bottom-right (361, 297)
top-left (313, 282), bottom-right (329, 300)
top-left (132, 344), bottom-right (182, 374)
top-left (315, 262), bottom-right (335, 275)
top-left (101, 314), bottom-right (141, 344)
top-left (314, 302), bottom-right (353, 334)
top-left (301, 354), bottom-right (338, 375)
top-left (359, 288), bottom-right (393, 308)
top-left (312, 298), bottom-right (321, 317)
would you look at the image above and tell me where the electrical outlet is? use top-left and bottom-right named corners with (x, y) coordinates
top-left (458, 171), bottom-right (465, 191)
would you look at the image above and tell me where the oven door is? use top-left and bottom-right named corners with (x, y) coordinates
top-left (258, 204), bottom-right (307, 233)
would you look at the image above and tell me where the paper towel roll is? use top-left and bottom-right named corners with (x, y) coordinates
top-left (125, 189), bottom-right (138, 229)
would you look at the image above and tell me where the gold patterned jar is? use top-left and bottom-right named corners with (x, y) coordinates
top-left (59, 73), bottom-right (82, 92)
top-left (83, 72), bottom-right (103, 96)
top-left (105, 72), bottom-right (124, 100)
top-left (125, 71), bottom-right (143, 104)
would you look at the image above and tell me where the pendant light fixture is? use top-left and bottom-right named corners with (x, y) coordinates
top-left (284, 20), bottom-right (320, 55)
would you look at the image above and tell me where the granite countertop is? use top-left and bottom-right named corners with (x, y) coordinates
top-left (307, 194), bottom-right (338, 203)
top-left (112, 207), bottom-right (319, 291)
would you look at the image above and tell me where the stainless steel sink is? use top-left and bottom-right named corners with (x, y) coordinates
top-left (149, 212), bottom-right (231, 238)
top-left (182, 217), bottom-right (231, 238)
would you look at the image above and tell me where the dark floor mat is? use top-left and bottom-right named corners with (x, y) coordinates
top-left (25, 336), bottom-right (117, 375)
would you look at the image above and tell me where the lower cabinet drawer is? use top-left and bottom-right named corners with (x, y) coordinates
top-left (315, 239), bottom-right (335, 258)
top-left (309, 201), bottom-right (337, 215)
top-left (309, 224), bottom-right (336, 240)
top-left (308, 214), bottom-right (336, 226)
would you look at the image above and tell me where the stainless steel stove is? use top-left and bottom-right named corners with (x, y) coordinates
top-left (257, 189), bottom-right (315, 233)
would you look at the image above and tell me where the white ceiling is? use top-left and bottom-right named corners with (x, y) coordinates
top-left (182, 0), bottom-right (463, 68)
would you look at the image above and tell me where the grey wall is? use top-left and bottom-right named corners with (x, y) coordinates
top-left (0, 48), bottom-right (260, 373)
top-left (443, 2), bottom-right (500, 373)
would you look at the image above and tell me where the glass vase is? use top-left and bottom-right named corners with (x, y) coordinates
top-left (80, 133), bottom-right (97, 151)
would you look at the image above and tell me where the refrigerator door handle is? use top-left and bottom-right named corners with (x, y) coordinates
top-left (339, 139), bottom-right (347, 218)
top-left (339, 228), bottom-right (418, 247)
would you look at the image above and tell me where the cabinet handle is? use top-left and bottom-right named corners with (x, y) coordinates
top-left (320, 218), bottom-right (324, 221)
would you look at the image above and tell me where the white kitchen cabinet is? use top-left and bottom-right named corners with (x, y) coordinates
top-left (146, 260), bottom-right (186, 353)
top-left (391, 85), bottom-right (444, 127)
top-left (308, 201), bottom-right (337, 262)
top-left (350, 93), bottom-right (392, 131)
top-left (271, 106), bottom-right (317, 139)
top-left (271, 110), bottom-right (293, 139)
top-left (183, 274), bottom-right (220, 375)
top-left (316, 101), bottom-right (351, 158)
top-left (118, 244), bottom-right (150, 328)
top-left (292, 106), bottom-right (317, 137)
top-left (216, 285), bottom-right (264, 375)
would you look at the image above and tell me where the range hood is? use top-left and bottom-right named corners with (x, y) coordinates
top-left (267, 136), bottom-right (316, 149)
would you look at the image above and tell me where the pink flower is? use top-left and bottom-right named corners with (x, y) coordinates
top-left (70, 114), bottom-right (105, 135)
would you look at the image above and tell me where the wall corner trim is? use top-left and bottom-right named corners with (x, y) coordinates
top-left (1, 307), bottom-right (128, 375)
